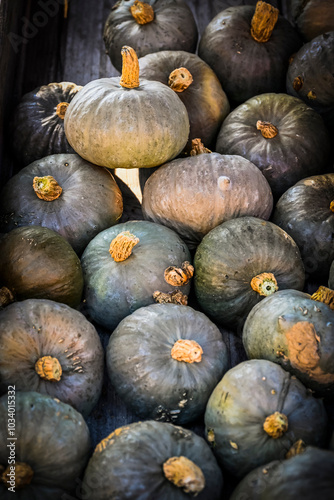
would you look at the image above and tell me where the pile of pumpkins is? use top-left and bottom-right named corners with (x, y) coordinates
top-left (0, 0), bottom-right (334, 499)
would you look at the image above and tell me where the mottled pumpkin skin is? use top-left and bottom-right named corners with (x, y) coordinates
top-left (0, 154), bottom-right (123, 255)
top-left (0, 299), bottom-right (104, 416)
top-left (230, 447), bottom-right (334, 500)
top-left (82, 420), bottom-right (223, 500)
top-left (142, 153), bottom-right (273, 249)
top-left (204, 359), bottom-right (329, 479)
top-left (272, 174), bottom-right (334, 280)
top-left (0, 391), bottom-right (91, 499)
top-left (243, 289), bottom-right (334, 397)
top-left (194, 216), bottom-right (305, 332)
top-left (106, 303), bottom-right (229, 425)
top-left (10, 82), bottom-right (81, 167)
top-left (103, 0), bottom-right (198, 73)
top-left (286, 0), bottom-right (334, 41)
top-left (216, 93), bottom-right (331, 199)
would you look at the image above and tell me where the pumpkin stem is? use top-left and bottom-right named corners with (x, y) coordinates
top-left (153, 290), bottom-right (188, 305)
top-left (190, 138), bottom-right (212, 156)
top-left (33, 175), bottom-right (62, 201)
top-left (35, 355), bottom-right (62, 382)
top-left (56, 101), bottom-right (69, 119)
top-left (164, 261), bottom-right (194, 287)
top-left (0, 286), bottom-right (15, 308)
top-left (163, 456), bottom-right (205, 495)
top-left (1, 462), bottom-right (34, 489)
top-left (311, 286), bottom-right (334, 310)
top-left (171, 339), bottom-right (203, 363)
top-left (168, 67), bottom-right (193, 93)
top-left (130, 0), bottom-right (154, 25)
top-left (109, 231), bottom-right (139, 262)
top-left (285, 439), bottom-right (306, 459)
top-left (120, 46), bottom-right (140, 89)
top-left (250, 272), bottom-right (278, 296)
top-left (256, 120), bottom-right (278, 138)
top-left (263, 411), bottom-right (288, 439)
top-left (250, 1), bottom-right (279, 43)
top-left (330, 201), bottom-right (334, 213)
top-left (293, 76), bottom-right (303, 92)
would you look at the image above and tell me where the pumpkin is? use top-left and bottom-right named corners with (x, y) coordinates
top-left (10, 81), bottom-right (82, 167)
top-left (285, 0), bottom-right (334, 41)
top-left (194, 216), bottom-right (305, 333)
top-left (0, 226), bottom-right (83, 309)
top-left (204, 359), bottom-right (329, 478)
top-left (242, 288), bottom-right (334, 398)
top-left (0, 298), bottom-right (104, 417)
top-left (0, 391), bottom-right (91, 499)
top-left (271, 173), bottom-right (334, 280)
top-left (103, 0), bottom-right (198, 73)
top-left (64, 46), bottom-right (189, 170)
top-left (142, 141), bottom-right (273, 249)
top-left (82, 420), bottom-right (223, 500)
top-left (106, 303), bottom-right (229, 425)
top-left (216, 92), bottom-right (331, 199)
top-left (198, 1), bottom-right (302, 105)
top-left (0, 153), bottom-right (123, 255)
top-left (81, 220), bottom-right (192, 331)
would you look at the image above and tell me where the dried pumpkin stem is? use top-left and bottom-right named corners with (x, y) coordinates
top-left (163, 456), bottom-right (205, 495)
top-left (293, 76), bottom-right (303, 92)
top-left (285, 439), bottom-right (306, 459)
top-left (153, 290), bottom-right (188, 305)
top-left (0, 286), bottom-right (14, 308)
top-left (109, 231), bottom-right (139, 262)
top-left (330, 201), bottom-right (334, 213)
top-left (250, 1), bottom-right (279, 43)
top-left (171, 339), bottom-right (203, 363)
top-left (168, 67), bottom-right (193, 93)
top-left (56, 101), bottom-right (69, 119)
top-left (250, 272), bottom-right (278, 296)
top-left (33, 175), bottom-right (63, 201)
top-left (263, 411), bottom-right (288, 438)
top-left (120, 46), bottom-right (140, 89)
top-left (35, 355), bottom-right (62, 382)
top-left (1, 462), bottom-right (34, 489)
top-left (190, 138), bottom-right (212, 156)
top-left (311, 286), bottom-right (334, 310)
top-left (130, 0), bottom-right (154, 24)
top-left (256, 120), bottom-right (278, 138)
top-left (164, 261), bottom-right (194, 287)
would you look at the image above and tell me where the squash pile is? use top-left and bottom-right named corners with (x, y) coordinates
top-left (1, 0), bottom-right (334, 498)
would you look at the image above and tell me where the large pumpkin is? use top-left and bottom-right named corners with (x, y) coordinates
top-left (64, 46), bottom-right (190, 170)
top-left (284, 0), bottom-right (334, 41)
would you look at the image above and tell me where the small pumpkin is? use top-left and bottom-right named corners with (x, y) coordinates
top-left (82, 420), bottom-right (223, 500)
top-left (64, 46), bottom-right (190, 170)
top-left (204, 359), bottom-right (329, 478)
top-left (284, 0), bottom-right (334, 41)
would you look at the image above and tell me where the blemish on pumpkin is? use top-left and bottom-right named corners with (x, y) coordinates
top-left (164, 261), bottom-right (194, 286)
top-left (311, 286), bottom-right (334, 310)
top-left (163, 456), bottom-right (205, 494)
top-left (1, 462), bottom-right (34, 489)
top-left (94, 426), bottom-right (130, 454)
top-left (285, 439), bottom-right (306, 459)
top-left (262, 468), bottom-right (268, 474)
top-left (35, 355), bottom-right (62, 382)
top-left (218, 176), bottom-right (232, 194)
top-left (171, 339), bottom-right (203, 363)
top-left (178, 399), bottom-right (188, 408)
top-left (250, 272), bottom-right (278, 296)
top-left (33, 175), bottom-right (62, 201)
top-left (229, 441), bottom-right (239, 450)
top-left (307, 90), bottom-right (317, 100)
top-left (207, 428), bottom-right (215, 446)
top-left (263, 411), bottom-right (288, 438)
top-left (293, 76), bottom-right (303, 91)
top-left (130, 0), bottom-right (154, 25)
top-left (109, 231), bottom-right (139, 262)
top-left (271, 389), bottom-right (276, 395)
top-left (153, 289), bottom-right (188, 305)
top-left (168, 67), bottom-right (193, 92)
top-left (250, 1), bottom-right (279, 43)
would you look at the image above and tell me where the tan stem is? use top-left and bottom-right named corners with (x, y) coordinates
top-left (256, 120), bottom-right (278, 138)
top-left (293, 76), bottom-right (303, 92)
top-left (153, 290), bottom-right (188, 305)
top-left (311, 286), bottom-right (334, 310)
top-left (250, 272), bottom-right (278, 296)
top-left (263, 411), bottom-right (288, 438)
top-left (33, 175), bottom-right (62, 201)
top-left (250, 1), bottom-right (279, 43)
top-left (56, 101), bottom-right (69, 119)
top-left (109, 231), bottom-right (139, 262)
top-left (163, 456), bottom-right (205, 495)
top-left (168, 67), bottom-right (193, 93)
top-left (171, 339), bottom-right (203, 363)
top-left (164, 261), bottom-right (194, 287)
top-left (285, 439), bottom-right (306, 459)
top-left (0, 287), bottom-right (14, 308)
top-left (1, 462), bottom-right (34, 489)
top-left (35, 355), bottom-right (62, 382)
top-left (330, 201), bottom-right (334, 213)
top-left (190, 138), bottom-right (212, 156)
top-left (130, 0), bottom-right (154, 24)
top-left (119, 46), bottom-right (140, 89)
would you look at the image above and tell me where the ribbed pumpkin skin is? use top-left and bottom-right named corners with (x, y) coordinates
top-left (216, 93), bottom-right (331, 199)
top-left (82, 420), bottom-right (223, 500)
top-left (64, 77), bottom-right (190, 169)
top-left (271, 174), bottom-right (334, 280)
top-left (0, 154), bottom-right (123, 255)
top-left (0, 299), bottom-right (104, 416)
top-left (286, 0), bottom-right (334, 41)
top-left (106, 303), bottom-right (229, 425)
top-left (103, 0), bottom-right (198, 73)
top-left (81, 221), bottom-right (192, 331)
top-left (0, 391), bottom-right (91, 499)
top-left (204, 359), bottom-right (329, 479)
top-left (242, 289), bottom-right (334, 397)
top-left (10, 82), bottom-right (81, 167)
top-left (142, 153), bottom-right (273, 249)
top-left (194, 216), bottom-right (305, 332)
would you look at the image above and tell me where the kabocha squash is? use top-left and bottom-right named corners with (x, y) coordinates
top-left (0, 391), bottom-right (91, 499)
top-left (194, 216), bottom-right (305, 332)
top-left (271, 174), bottom-right (334, 280)
top-left (106, 303), bottom-right (229, 425)
top-left (0, 154), bottom-right (123, 255)
top-left (82, 420), bottom-right (223, 500)
top-left (242, 288), bottom-right (334, 398)
top-left (0, 298), bottom-right (104, 416)
top-left (142, 143), bottom-right (273, 249)
top-left (10, 81), bottom-right (82, 167)
top-left (229, 446), bottom-right (334, 500)
top-left (198, 1), bottom-right (302, 105)
top-left (64, 46), bottom-right (190, 170)
top-left (103, 0), bottom-right (198, 73)
top-left (81, 220), bottom-right (192, 331)
top-left (204, 359), bottom-right (329, 479)
top-left (0, 226), bottom-right (83, 309)
top-left (216, 92), bottom-right (331, 199)
top-left (285, 0), bottom-right (334, 41)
